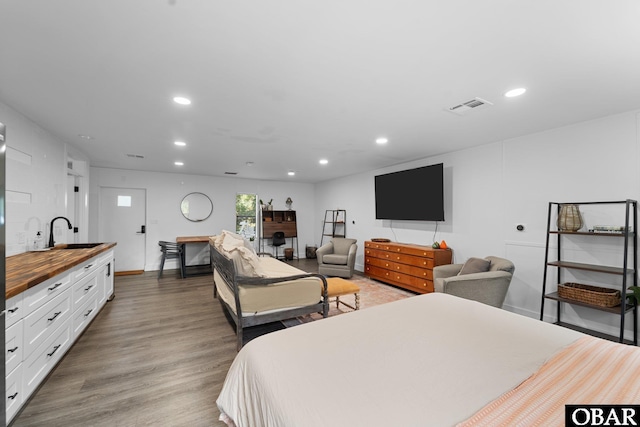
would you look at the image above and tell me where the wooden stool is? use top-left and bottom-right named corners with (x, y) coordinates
top-left (325, 277), bottom-right (360, 311)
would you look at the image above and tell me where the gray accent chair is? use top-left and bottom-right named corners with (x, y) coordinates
top-left (316, 238), bottom-right (357, 278)
top-left (433, 256), bottom-right (515, 308)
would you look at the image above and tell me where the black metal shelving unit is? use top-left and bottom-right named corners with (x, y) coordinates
top-left (540, 200), bottom-right (638, 345)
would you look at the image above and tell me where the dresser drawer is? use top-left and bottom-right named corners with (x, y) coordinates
top-left (72, 270), bottom-right (99, 310)
top-left (23, 288), bottom-right (72, 357)
top-left (72, 293), bottom-right (99, 338)
top-left (6, 320), bottom-right (23, 375)
top-left (23, 319), bottom-right (72, 397)
top-left (23, 272), bottom-right (72, 317)
top-left (6, 362), bottom-right (24, 424)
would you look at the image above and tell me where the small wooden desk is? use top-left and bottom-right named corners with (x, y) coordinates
top-left (176, 235), bottom-right (212, 277)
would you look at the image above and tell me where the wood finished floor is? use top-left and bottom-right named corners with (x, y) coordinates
top-left (11, 259), bottom-right (323, 427)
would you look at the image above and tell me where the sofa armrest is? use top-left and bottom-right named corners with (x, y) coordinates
top-left (432, 263), bottom-right (464, 280)
top-left (434, 271), bottom-right (513, 308)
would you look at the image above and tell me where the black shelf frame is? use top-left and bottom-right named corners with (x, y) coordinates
top-left (540, 200), bottom-right (638, 345)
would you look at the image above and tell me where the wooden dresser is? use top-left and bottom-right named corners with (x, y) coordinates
top-left (364, 240), bottom-right (452, 294)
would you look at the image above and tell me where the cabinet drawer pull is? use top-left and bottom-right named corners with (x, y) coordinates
top-left (48, 282), bottom-right (63, 291)
top-left (8, 307), bottom-right (19, 313)
top-left (84, 285), bottom-right (94, 291)
top-left (47, 344), bottom-right (61, 357)
top-left (84, 309), bottom-right (93, 317)
top-left (7, 392), bottom-right (18, 400)
top-left (48, 311), bottom-right (62, 322)
top-left (84, 264), bottom-right (93, 270)
top-left (7, 346), bottom-right (18, 353)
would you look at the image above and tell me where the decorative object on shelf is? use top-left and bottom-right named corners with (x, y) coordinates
top-left (260, 199), bottom-right (273, 211)
top-left (285, 197), bottom-right (293, 210)
top-left (627, 286), bottom-right (640, 306)
top-left (558, 282), bottom-right (621, 308)
top-left (557, 204), bottom-right (583, 232)
top-left (439, 240), bottom-right (448, 249)
top-left (589, 225), bottom-right (633, 234)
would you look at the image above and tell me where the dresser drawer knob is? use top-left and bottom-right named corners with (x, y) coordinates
top-left (48, 311), bottom-right (62, 322)
top-left (7, 346), bottom-right (18, 353)
top-left (47, 344), bottom-right (61, 357)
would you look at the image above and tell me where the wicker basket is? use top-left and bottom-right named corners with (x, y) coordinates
top-left (558, 282), bottom-right (621, 307)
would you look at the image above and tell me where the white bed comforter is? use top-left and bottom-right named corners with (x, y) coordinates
top-left (217, 293), bottom-right (583, 427)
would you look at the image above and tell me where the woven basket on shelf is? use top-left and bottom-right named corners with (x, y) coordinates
top-left (558, 282), bottom-right (621, 307)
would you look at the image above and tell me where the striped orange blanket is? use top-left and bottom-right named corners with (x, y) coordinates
top-left (458, 336), bottom-right (640, 427)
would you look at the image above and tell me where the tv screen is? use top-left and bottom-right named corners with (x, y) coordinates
top-left (375, 163), bottom-right (444, 221)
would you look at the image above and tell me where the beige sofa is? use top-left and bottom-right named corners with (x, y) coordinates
top-left (210, 231), bottom-right (328, 350)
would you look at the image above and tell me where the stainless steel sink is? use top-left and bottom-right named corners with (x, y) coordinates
top-left (54, 243), bottom-right (103, 249)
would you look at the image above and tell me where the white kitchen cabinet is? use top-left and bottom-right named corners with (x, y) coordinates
top-left (6, 248), bottom-right (115, 424)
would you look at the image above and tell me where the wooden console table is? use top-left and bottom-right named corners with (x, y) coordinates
top-left (176, 235), bottom-right (213, 277)
top-left (364, 240), bottom-right (452, 294)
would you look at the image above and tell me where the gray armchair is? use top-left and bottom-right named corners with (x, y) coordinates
top-left (433, 256), bottom-right (515, 308)
top-left (316, 238), bottom-right (357, 278)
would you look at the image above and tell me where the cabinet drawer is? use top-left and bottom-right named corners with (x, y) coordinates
top-left (23, 319), bottom-right (72, 397)
top-left (23, 272), bottom-right (72, 317)
top-left (6, 320), bottom-right (23, 375)
top-left (73, 257), bottom-right (100, 282)
top-left (365, 265), bottom-right (433, 293)
top-left (97, 250), bottom-right (114, 267)
top-left (5, 294), bottom-right (24, 328)
top-left (73, 293), bottom-right (99, 338)
top-left (72, 271), bottom-right (99, 310)
top-left (6, 363), bottom-right (23, 424)
top-left (365, 257), bottom-right (433, 280)
top-left (24, 289), bottom-right (72, 357)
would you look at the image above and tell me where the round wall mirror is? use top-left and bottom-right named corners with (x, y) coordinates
top-left (181, 192), bottom-right (213, 222)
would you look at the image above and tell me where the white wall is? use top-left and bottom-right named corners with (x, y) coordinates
top-left (315, 109), bottom-right (640, 339)
top-left (89, 167), bottom-right (316, 272)
top-left (1, 101), bottom-right (89, 255)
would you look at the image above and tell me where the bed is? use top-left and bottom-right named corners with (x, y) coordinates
top-left (216, 293), bottom-right (640, 426)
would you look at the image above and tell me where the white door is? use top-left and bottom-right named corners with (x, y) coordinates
top-left (99, 187), bottom-right (146, 273)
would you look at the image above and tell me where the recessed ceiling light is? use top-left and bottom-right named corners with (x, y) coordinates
top-left (174, 161), bottom-right (184, 166)
top-left (288, 171), bottom-right (295, 176)
top-left (376, 137), bottom-right (388, 144)
top-left (505, 88), bottom-right (526, 98)
top-left (246, 161), bottom-right (254, 167)
top-left (173, 96), bottom-right (191, 105)
top-left (78, 134), bottom-right (94, 140)
top-left (174, 141), bottom-right (186, 146)
top-left (319, 159), bottom-right (329, 165)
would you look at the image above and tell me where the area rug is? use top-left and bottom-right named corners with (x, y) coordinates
top-left (282, 275), bottom-right (414, 326)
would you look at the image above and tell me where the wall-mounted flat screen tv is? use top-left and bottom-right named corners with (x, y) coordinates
top-left (375, 163), bottom-right (444, 221)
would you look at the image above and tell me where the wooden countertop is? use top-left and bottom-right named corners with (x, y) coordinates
top-left (6, 242), bottom-right (117, 299)
top-left (176, 236), bottom-right (212, 244)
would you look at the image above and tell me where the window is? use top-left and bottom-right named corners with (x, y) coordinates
top-left (236, 193), bottom-right (257, 241)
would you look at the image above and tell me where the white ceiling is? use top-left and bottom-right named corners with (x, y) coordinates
top-left (1, 1), bottom-right (639, 183)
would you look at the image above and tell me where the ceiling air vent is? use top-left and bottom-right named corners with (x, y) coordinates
top-left (224, 172), bottom-right (238, 175)
top-left (446, 97), bottom-right (493, 116)
top-left (126, 154), bottom-right (145, 159)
